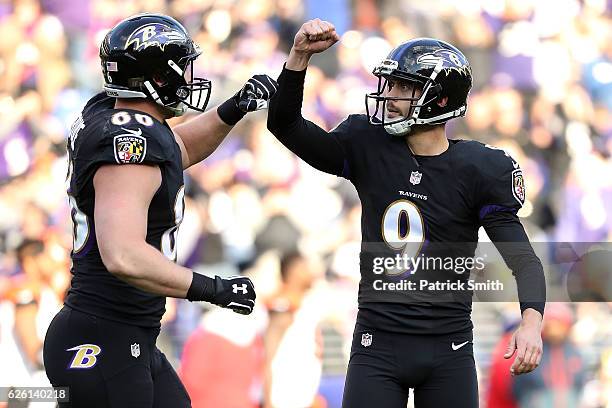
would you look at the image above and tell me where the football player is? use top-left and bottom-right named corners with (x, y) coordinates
top-left (267, 19), bottom-right (546, 408)
top-left (43, 13), bottom-right (277, 408)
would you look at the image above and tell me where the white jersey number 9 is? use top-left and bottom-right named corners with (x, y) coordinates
top-left (381, 200), bottom-right (425, 275)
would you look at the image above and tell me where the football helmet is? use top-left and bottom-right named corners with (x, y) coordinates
top-left (100, 13), bottom-right (211, 117)
top-left (365, 38), bottom-right (472, 136)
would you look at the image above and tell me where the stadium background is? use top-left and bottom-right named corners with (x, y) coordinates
top-left (0, 0), bottom-right (611, 407)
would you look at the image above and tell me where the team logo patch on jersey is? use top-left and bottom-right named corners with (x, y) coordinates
top-left (125, 23), bottom-right (187, 52)
top-left (409, 171), bottom-right (422, 185)
top-left (114, 128), bottom-right (146, 164)
top-left (361, 333), bottom-right (373, 347)
top-left (512, 169), bottom-right (525, 205)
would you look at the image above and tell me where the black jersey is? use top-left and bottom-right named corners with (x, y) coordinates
top-left (268, 67), bottom-right (545, 335)
top-left (64, 92), bottom-right (184, 327)
top-left (333, 114), bottom-right (524, 334)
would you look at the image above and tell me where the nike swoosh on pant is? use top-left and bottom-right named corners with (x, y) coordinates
top-left (451, 341), bottom-right (470, 350)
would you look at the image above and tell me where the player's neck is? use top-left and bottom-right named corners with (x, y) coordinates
top-left (404, 126), bottom-right (449, 156)
top-left (114, 98), bottom-right (168, 123)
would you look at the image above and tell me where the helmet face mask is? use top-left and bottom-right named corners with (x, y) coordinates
top-left (366, 74), bottom-right (441, 135)
top-left (100, 13), bottom-right (212, 117)
top-left (174, 55), bottom-right (211, 113)
top-left (365, 38), bottom-right (473, 136)
top-left (144, 54), bottom-right (211, 116)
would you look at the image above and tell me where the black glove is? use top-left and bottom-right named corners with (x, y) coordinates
top-left (217, 74), bottom-right (278, 125)
top-left (210, 275), bottom-right (256, 315)
top-left (236, 74), bottom-right (278, 112)
top-left (187, 272), bottom-right (256, 315)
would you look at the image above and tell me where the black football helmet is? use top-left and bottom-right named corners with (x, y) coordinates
top-left (365, 38), bottom-right (472, 136)
top-left (100, 13), bottom-right (211, 117)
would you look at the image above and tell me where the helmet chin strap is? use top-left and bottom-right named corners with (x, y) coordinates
top-left (384, 118), bottom-right (412, 136)
top-left (383, 105), bottom-right (467, 136)
top-left (165, 102), bottom-right (187, 117)
top-left (144, 81), bottom-right (187, 117)
top-left (383, 81), bottom-right (432, 136)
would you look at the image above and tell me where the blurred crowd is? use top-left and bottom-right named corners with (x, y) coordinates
top-left (0, 0), bottom-right (611, 407)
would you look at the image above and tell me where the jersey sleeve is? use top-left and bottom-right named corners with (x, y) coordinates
top-left (267, 66), bottom-right (355, 178)
top-left (476, 145), bottom-right (525, 221)
top-left (73, 113), bottom-right (173, 194)
top-left (477, 146), bottom-right (545, 316)
top-left (328, 115), bottom-right (356, 179)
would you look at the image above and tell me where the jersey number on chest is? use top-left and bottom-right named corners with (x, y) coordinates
top-left (381, 199), bottom-right (425, 274)
top-left (161, 185), bottom-right (185, 262)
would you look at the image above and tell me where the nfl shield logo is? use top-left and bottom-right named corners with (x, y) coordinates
top-left (131, 343), bottom-right (140, 359)
top-left (410, 171), bottom-right (422, 185)
top-left (361, 333), bottom-right (373, 347)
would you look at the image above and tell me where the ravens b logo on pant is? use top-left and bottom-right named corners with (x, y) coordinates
top-left (66, 344), bottom-right (102, 369)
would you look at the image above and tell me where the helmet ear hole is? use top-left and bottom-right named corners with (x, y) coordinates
top-left (152, 72), bottom-right (168, 87)
top-left (437, 96), bottom-right (448, 107)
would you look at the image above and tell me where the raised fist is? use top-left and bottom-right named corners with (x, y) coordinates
top-left (292, 18), bottom-right (340, 55)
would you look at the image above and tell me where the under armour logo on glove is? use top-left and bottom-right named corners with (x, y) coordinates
top-left (237, 74), bottom-right (278, 112)
top-left (212, 275), bottom-right (256, 315)
top-left (232, 283), bottom-right (248, 294)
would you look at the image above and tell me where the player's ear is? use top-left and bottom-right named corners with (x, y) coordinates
top-left (437, 96), bottom-right (448, 108)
